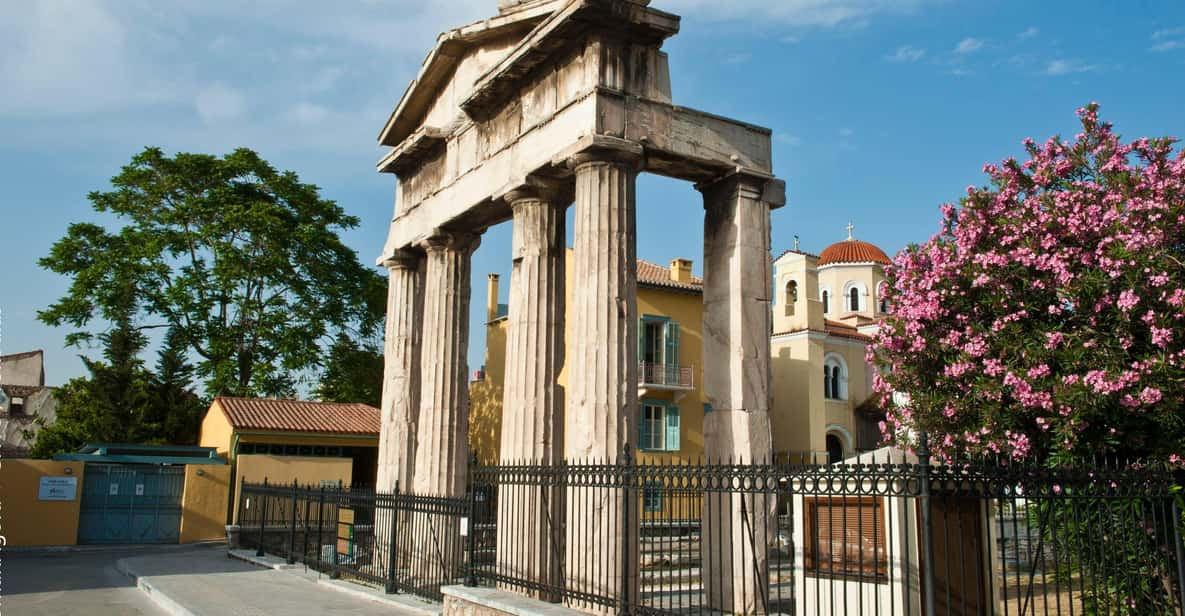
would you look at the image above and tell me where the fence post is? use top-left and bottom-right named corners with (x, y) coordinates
top-left (619, 443), bottom-right (633, 616)
top-left (287, 480), bottom-right (299, 565)
top-left (917, 432), bottom-right (936, 616)
top-left (316, 485), bottom-right (326, 571)
top-left (257, 478), bottom-right (269, 557)
top-left (236, 475), bottom-right (246, 528)
top-left (331, 487), bottom-right (342, 579)
top-left (1173, 498), bottom-right (1185, 613)
top-left (386, 483), bottom-right (401, 594)
top-left (466, 460), bottom-right (479, 587)
top-left (302, 483), bottom-right (312, 566)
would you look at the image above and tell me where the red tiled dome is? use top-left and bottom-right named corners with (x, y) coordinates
top-left (817, 239), bottom-right (891, 266)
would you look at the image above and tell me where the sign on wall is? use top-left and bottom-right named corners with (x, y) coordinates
top-left (38, 476), bottom-right (78, 501)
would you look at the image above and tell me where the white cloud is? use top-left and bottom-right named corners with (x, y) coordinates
top-left (886, 45), bottom-right (926, 62)
top-left (1150, 27), bottom-right (1185, 52)
top-left (1018, 26), bottom-right (1039, 39)
top-left (0, 1), bottom-right (176, 115)
top-left (664, 0), bottom-right (932, 29)
top-left (1045, 59), bottom-right (1097, 76)
top-left (195, 83), bottom-right (246, 123)
top-left (954, 37), bottom-right (983, 54)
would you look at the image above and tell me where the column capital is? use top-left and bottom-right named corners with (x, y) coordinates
top-left (498, 176), bottom-right (571, 208)
top-left (566, 144), bottom-right (644, 173)
top-left (383, 249), bottom-right (421, 271)
top-left (420, 230), bottom-right (481, 254)
top-left (697, 171), bottom-right (787, 209)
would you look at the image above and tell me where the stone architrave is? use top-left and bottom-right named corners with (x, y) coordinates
top-left (412, 232), bottom-right (481, 499)
top-left (564, 148), bottom-right (642, 609)
top-left (699, 172), bottom-right (784, 614)
top-left (496, 185), bottom-right (567, 598)
top-left (376, 251), bottom-right (425, 495)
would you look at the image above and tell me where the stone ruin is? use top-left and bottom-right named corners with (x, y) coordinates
top-left (374, 1), bottom-right (784, 611)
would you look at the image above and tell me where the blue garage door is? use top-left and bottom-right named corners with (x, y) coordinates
top-left (78, 464), bottom-right (185, 544)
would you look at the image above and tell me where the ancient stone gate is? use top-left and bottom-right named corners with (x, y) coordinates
top-left (375, 1), bottom-right (784, 611)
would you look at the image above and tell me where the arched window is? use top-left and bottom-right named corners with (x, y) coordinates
top-left (826, 434), bottom-right (844, 464)
top-left (823, 354), bottom-right (848, 400)
top-left (821, 290), bottom-right (830, 314)
top-left (784, 280), bottom-right (798, 316)
top-left (842, 281), bottom-right (867, 312)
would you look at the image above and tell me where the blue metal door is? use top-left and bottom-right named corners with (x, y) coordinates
top-left (78, 464), bottom-right (185, 544)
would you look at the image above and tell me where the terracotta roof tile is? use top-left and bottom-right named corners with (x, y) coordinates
top-left (215, 397), bottom-right (380, 435)
top-left (773, 320), bottom-right (874, 342)
top-left (636, 259), bottom-right (702, 293)
top-left (817, 239), bottom-right (891, 266)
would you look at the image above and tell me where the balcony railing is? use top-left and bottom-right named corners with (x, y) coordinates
top-left (638, 362), bottom-right (693, 388)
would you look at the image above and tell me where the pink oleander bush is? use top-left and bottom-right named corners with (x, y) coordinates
top-left (870, 104), bottom-right (1185, 464)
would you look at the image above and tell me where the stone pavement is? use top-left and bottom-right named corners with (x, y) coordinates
top-left (115, 545), bottom-right (437, 615)
top-left (5, 546), bottom-right (174, 616)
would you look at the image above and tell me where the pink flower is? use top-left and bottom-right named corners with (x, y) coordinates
top-left (1139, 387), bottom-right (1163, 405)
top-left (1044, 332), bottom-right (1065, 349)
top-left (1117, 290), bottom-right (1139, 312)
top-left (1151, 326), bottom-right (1173, 347)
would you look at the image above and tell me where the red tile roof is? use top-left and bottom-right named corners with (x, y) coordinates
top-left (636, 259), bottom-right (703, 293)
top-left (817, 239), bottom-right (891, 266)
top-left (215, 397), bottom-right (380, 436)
top-left (824, 319), bottom-right (874, 342)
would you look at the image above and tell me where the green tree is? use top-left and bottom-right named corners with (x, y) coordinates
top-left (314, 333), bottom-right (384, 408)
top-left (39, 147), bottom-right (384, 397)
top-left (28, 316), bottom-right (153, 457)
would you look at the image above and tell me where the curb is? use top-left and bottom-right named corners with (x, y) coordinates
top-left (227, 550), bottom-right (441, 616)
top-left (6, 540), bottom-right (226, 554)
top-left (115, 558), bottom-right (199, 616)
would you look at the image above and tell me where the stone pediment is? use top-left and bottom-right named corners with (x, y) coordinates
top-left (377, 4), bottom-right (561, 148)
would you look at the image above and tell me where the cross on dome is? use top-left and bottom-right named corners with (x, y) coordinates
top-left (846, 221), bottom-right (854, 241)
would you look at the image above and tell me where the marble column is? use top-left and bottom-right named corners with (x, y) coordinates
top-left (699, 172), bottom-right (782, 613)
top-left (565, 149), bottom-right (641, 609)
top-left (496, 186), bottom-right (567, 598)
top-left (412, 232), bottom-right (480, 499)
top-left (376, 251), bottom-right (424, 495)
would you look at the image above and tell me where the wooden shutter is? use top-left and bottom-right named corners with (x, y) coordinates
top-left (639, 405), bottom-right (653, 450)
top-left (806, 497), bottom-right (886, 579)
top-left (665, 404), bottom-right (680, 451)
top-left (665, 321), bottom-right (680, 367)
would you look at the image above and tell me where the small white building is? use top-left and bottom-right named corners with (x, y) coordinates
top-left (792, 447), bottom-right (994, 616)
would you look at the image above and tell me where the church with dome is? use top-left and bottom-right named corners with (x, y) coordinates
top-left (770, 225), bottom-right (891, 463)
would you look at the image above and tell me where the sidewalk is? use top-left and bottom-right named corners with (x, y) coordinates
top-left (117, 545), bottom-right (440, 616)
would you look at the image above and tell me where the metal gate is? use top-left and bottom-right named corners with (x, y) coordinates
top-left (78, 464), bottom-right (186, 544)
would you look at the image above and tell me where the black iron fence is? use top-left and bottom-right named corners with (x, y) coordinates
top-left (238, 480), bottom-right (468, 601)
top-left (240, 442), bottom-right (1184, 615)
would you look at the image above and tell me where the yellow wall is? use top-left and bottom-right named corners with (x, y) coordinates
top-left (179, 464), bottom-right (231, 543)
top-left (0, 460), bottom-right (84, 546)
top-left (231, 454), bottom-right (353, 523)
top-left (469, 315), bottom-right (508, 465)
top-left (470, 251), bottom-right (707, 465)
top-left (771, 252), bottom-right (882, 460)
top-left (634, 285), bottom-right (707, 464)
top-left (198, 399), bottom-right (235, 456)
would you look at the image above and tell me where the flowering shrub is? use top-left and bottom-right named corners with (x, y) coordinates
top-left (871, 104), bottom-right (1185, 463)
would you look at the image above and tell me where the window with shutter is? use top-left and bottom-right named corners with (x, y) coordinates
top-left (804, 497), bottom-right (887, 581)
top-left (665, 403), bottom-right (680, 451)
top-left (640, 401), bottom-right (667, 451)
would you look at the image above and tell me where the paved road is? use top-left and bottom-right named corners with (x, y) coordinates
top-left (4, 546), bottom-right (173, 616)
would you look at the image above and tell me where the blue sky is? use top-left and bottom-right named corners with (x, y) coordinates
top-left (1, 1), bottom-right (1183, 388)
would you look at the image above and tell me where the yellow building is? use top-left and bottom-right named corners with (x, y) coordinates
top-left (470, 251), bottom-right (708, 465)
top-left (771, 228), bottom-right (889, 462)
